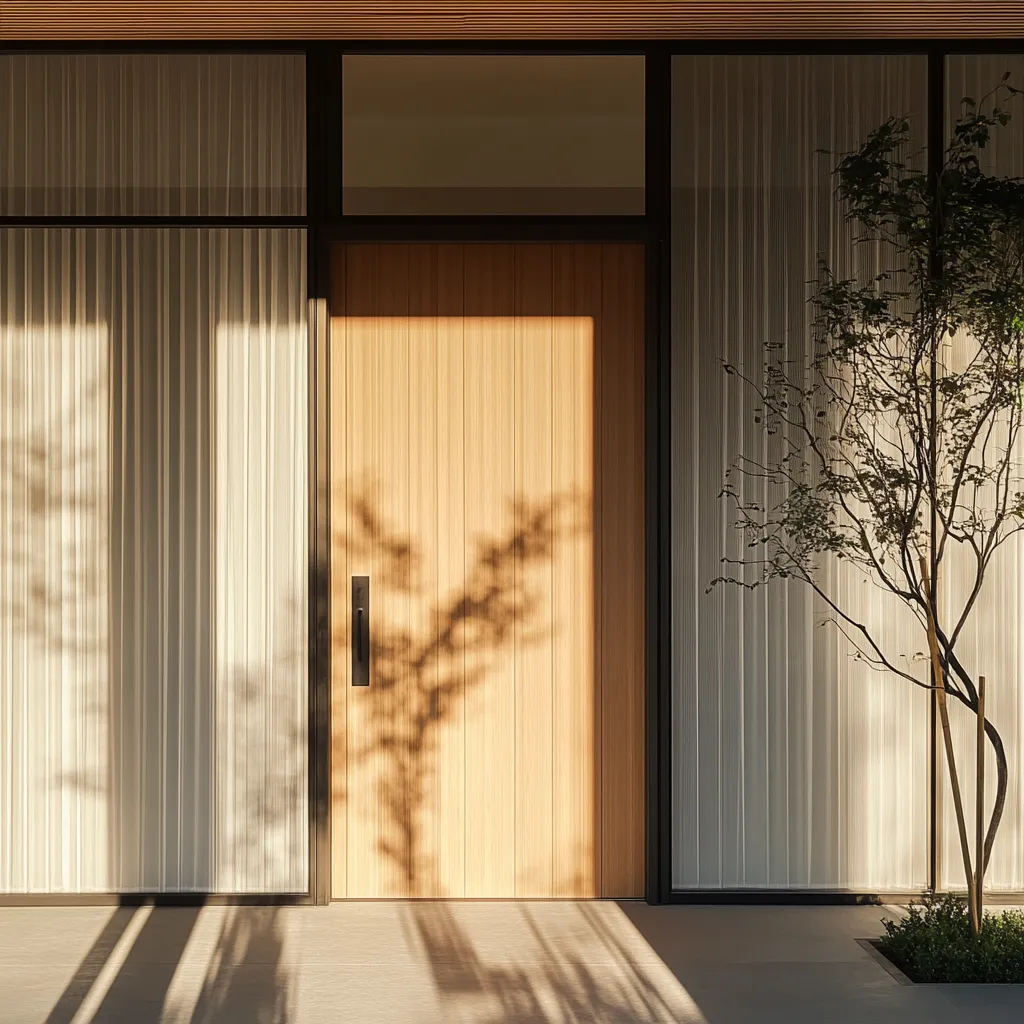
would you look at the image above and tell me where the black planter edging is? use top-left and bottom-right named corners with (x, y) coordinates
top-left (857, 938), bottom-right (916, 986)
top-left (862, 936), bottom-right (1024, 985)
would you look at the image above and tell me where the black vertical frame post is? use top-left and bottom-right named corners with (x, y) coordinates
top-left (306, 43), bottom-right (343, 905)
top-left (645, 45), bottom-right (673, 905)
top-left (926, 46), bottom-right (946, 896)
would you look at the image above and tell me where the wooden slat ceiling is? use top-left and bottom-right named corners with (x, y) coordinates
top-left (3, 2), bottom-right (1024, 41)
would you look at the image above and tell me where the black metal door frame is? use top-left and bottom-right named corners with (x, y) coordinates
top-left (3, 36), bottom-right (1024, 907)
top-left (310, 213), bottom-right (658, 905)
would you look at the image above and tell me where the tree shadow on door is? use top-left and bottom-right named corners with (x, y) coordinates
top-left (335, 483), bottom-right (589, 896)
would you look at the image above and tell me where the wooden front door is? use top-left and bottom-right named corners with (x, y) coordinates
top-left (329, 242), bottom-right (644, 898)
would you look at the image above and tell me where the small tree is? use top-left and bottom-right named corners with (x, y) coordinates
top-left (715, 76), bottom-right (1024, 930)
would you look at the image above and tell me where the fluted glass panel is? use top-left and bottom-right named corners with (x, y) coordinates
top-left (0, 228), bottom-right (308, 893)
top-left (941, 55), bottom-right (1024, 893)
top-left (671, 55), bottom-right (930, 890)
top-left (0, 55), bottom-right (306, 216)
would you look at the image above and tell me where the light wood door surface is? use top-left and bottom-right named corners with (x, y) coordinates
top-left (329, 243), bottom-right (644, 898)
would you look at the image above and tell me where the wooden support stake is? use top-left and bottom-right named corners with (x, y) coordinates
top-left (919, 556), bottom-right (977, 934)
top-left (976, 674), bottom-right (986, 930)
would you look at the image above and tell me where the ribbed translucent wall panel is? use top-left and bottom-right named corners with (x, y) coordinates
top-left (671, 55), bottom-right (931, 890)
top-left (0, 54), bottom-right (305, 216)
top-left (940, 56), bottom-right (1024, 893)
top-left (0, 229), bottom-right (308, 893)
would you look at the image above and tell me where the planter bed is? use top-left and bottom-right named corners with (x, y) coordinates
top-left (872, 896), bottom-right (1024, 984)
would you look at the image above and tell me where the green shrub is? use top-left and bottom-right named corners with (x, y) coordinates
top-left (876, 894), bottom-right (1024, 983)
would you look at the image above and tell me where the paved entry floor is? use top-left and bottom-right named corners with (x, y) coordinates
top-left (4, 901), bottom-right (1024, 1023)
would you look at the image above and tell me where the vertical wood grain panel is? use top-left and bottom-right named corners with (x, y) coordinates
top-left (373, 243), bottom-right (413, 897)
top-left (463, 244), bottom-right (517, 898)
top-left (598, 243), bottom-right (646, 898)
top-left (513, 244), bottom-right (555, 898)
top-left (340, 245), bottom-right (381, 898)
top-left (406, 244), bottom-right (441, 896)
top-left (329, 245), bottom-right (348, 899)
top-left (551, 245), bottom-right (598, 897)
top-left (329, 241), bottom-right (643, 899)
top-left (435, 245), bottom-right (467, 897)
top-left (570, 245), bottom-right (607, 896)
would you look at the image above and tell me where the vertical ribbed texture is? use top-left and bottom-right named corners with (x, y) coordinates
top-left (940, 56), bottom-right (1024, 893)
top-left (0, 228), bottom-right (308, 894)
top-left (0, 54), bottom-right (306, 216)
top-left (0, 232), bottom-right (111, 892)
top-left (671, 55), bottom-right (931, 890)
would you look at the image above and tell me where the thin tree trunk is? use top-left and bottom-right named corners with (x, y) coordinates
top-left (944, 658), bottom-right (1009, 874)
top-left (982, 716), bottom-right (1007, 872)
top-left (920, 557), bottom-right (978, 933)
top-left (975, 675), bottom-right (986, 929)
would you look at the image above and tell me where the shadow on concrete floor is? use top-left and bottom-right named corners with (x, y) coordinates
top-left (408, 900), bottom-right (702, 1023)
top-left (42, 904), bottom-right (290, 1024)
top-left (10, 901), bottom-right (1024, 1024)
top-left (618, 902), bottom-right (1024, 1024)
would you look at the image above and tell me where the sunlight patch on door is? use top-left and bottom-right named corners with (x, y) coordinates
top-left (333, 313), bottom-right (599, 897)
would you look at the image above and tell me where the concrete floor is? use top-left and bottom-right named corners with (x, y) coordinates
top-left (3, 901), bottom-right (1023, 1023)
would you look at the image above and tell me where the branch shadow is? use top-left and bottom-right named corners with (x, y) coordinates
top-left (0, 342), bottom-right (112, 813)
top-left (405, 900), bottom-right (705, 1023)
top-left (2, 328), bottom-right (298, 1020)
top-left (0, 354), bottom-right (107, 658)
top-left (43, 642), bottom-right (301, 1022)
top-left (175, 586), bottom-right (309, 1022)
top-left (336, 481), bottom-right (589, 896)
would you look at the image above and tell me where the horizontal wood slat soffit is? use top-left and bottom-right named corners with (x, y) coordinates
top-left (3, 2), bottom-right (1024, 40)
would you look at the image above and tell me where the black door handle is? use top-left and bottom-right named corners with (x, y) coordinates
top-left (352, 576), bottom-right (370, 686)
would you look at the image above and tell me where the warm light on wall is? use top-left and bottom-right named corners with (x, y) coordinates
top-left (215, 322), bottom-right (309, 894)
top-left (0, 322), bottom-right (111, 892)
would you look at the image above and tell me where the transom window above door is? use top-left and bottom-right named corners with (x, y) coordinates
top-left (341, 54), bottom-right (645, 215)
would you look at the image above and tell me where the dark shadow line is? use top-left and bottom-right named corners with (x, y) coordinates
top-left (43, 906), bottom-right (139, 1024)
top-left (87, 905), bottom-right (203, 1021)
top-left (46, 902), bottom-right (292, 1023)
top-left (190, 907), bottom-right (290, 1023)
